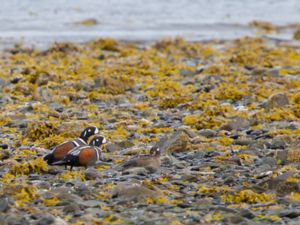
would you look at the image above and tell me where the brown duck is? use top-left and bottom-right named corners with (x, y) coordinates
top-left (122, 146), bottom-right (161, 172)
top-left (53, 136), bottom-right (106, 171)
top-left (43, 126), bottom-right (99, 165)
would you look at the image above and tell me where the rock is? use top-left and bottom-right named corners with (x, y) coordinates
top-left (238, 208), bottom-right (255, 219)
top-left (117, 140), bottom-right (134, 149)
top-left (85, 208), bottom-right (107, 217)
top-left (112, 183), bottom-right (160, 201)
top-left (270, 138), bottom-right (286, 149)
top-left (264, 172), bottom-right (300, 195)
top-left (0, 94), bottom-right (13, 105)
top-left (55, 188), bottom-right (83, 203)
top-left (265, 93), bottom-right (289, 111)
top-left (0, 78), bottom-right (6, 88)
top-left (84, 168), bottom-right (100, 180)
top-left (106, 143), bottom-right (122, 152)
top-left (0, 197), bottom-right (9, 212)
top-left (153, 131), bottom-right (189, 153)
top-left (233, 138), bottom-right (253, 146)
top-left (5, 215), bottom-right (29, 225)
top-left (0, 150), bottom-right (10, 160)
top-left (279, 209), bottom-right (300, 218)
top-left (259, 157), bottom-right (276, 167)
top-left (223, 214), bottom-right (245, 224)
top-left (0, 143), bottom-right (8, 149)
top-left (198, 129), bottom-right (217, 138)
top-left (275, 147), bottom-right (300, 163)
top-left (275, 150), bottom-right (288, 163)
top-left (53, 218), bottom-right (68, 225)
top-left (80, 200), bottom-right (102, 208)
top-left (180, 69), bottom-right (197, 76)
top-left (176, 126), bottom-right (197, 138)
top-left (223, 117), bottom-right (250, 131)
top-left (35, 216), bottom-right (55, 225)
top-left (122, 167), bottom-right (149, 176)
top-left (63, 202), bottom-right (81, 214)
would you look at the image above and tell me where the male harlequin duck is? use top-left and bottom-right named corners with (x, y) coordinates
top-left (122, 146), bottom-right (161, 172)
top-left (53, 135), bottom-right (106, 171)
top-left (43, 126), bottom-right (99, 165)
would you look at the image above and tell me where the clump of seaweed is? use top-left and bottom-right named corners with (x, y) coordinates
top-left (27, 120), bottom-right (60, 142)
top-left (222, 190), bottom-right (274, 204)
top-left (10, 158), bottom-right (48, 175)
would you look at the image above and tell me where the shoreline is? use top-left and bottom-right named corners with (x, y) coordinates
top-left (0, 35), bottom-right (300, 224)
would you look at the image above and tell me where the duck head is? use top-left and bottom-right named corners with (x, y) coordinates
top-left (89, 135), bottom-right (106, 147)
top-left (79, 126), bottom-right (99, 142)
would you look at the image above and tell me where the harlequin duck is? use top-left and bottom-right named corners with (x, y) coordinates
top-left (43, 126), bottom-right (99, 165)
top-left (53, 135), bottom-right (106, 171)
top-left (122, 146), bottom-right (161, 172)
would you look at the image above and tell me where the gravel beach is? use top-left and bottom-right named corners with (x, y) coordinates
top-left (0, 34), bottom-right (300, 224)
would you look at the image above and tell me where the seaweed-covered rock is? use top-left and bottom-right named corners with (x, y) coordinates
top-left (153, 131), bottom-right (189, 153)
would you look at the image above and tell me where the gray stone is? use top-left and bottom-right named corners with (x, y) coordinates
top-left (80, 200), bottom-right (102, 208)
top-left (117, 140), bottom-right (134, 149)
top-left (0, 78), bottom-right (6, 90)
top-left (224, 117), bottom-right (250, 131)
top-left (106, 143), bottom-right (122, 152)
top-left (198, 129), bottom-right (217, 138)
top-left (233, 138), bottom-right (253, 146)
top-left (0, 197), bottom-right (9, 212)
top-left (238, 209), bottom-right (255, 219)
top-left (35, 216), bottom-right (55, 225)
top-left (5, 215), bottom-right (29, 225)
top-left (84, 168), bottom-right (100, 180)
top-left (267, 172), bottom-right (300, 195)
top-left (63, 202), bottom-right (81, 214)
top-left (153, 131), bottom-right (189, 154)
top-left (270, 138), bottom-right (286, 149)
top-left (122, 167), bottom-right (149, 176)
top-left (260, 157), bottom-right (276, 166)
top-left (279, 209), bottom-right (300, 218)
top-left (265, 93), bottom-right (289, 111)
top-left (112, 183), bottom-right (161, 201)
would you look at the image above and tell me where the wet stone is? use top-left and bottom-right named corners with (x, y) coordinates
top-left (198, 129), bottom-right (217, 138)
top-left (265, 93), bottom-right (289, 110)
top-left (63, 202), bottom-right (81, 214)
top-left (106, 143), bottom-right (122, 152)
top-left (279, 209), bottom-right (300, 218)
top-left (34, 216), bottom-right (55, 225)
top-left (154, 131), bottom-right (189, 153)
top-left (224, 117), bottom-right (250, 131)
top-left (233, 138), bottom-right (254, 146)
top-left (238, 208), bottom-right (255, 219)
top-left (0, 197), bottom-right (9, 212)
top-left (5, 215), bottom-right (29, 225)
top-left (80, 200), bottom-right (102, 208)
top-left (84, 168), bottom-right (100, 180)
top-left (270, 138), bottom-right (286, 149)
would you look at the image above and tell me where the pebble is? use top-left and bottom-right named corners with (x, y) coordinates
top-left (265, 93), bottom-right (289, 110)
top-left (270, 138), bottom-right (286, 149)
top-left (153, 131), bottom-right (189, 153)
top-left (35, 216), bottom-right (55, 225)
top-left (0, 197), bottom-right (9, 212)
top-left (198, 129), bottom-right (217, 138)
top-left (5, 215), bottom-right (29, 225)
top-left (279, 209), bottom-right (300, 218)
top-left (112, 183), bottom-right (160, 201)
top-left (224, 117), bottom-right (250, 131)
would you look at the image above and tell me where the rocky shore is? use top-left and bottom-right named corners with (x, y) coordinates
top-left (0, 36), bottom-right (299, 224)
